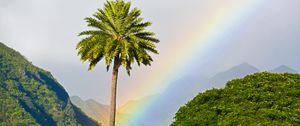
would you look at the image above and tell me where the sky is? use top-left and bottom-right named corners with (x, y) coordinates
top-left (1, 0), bottom-right (300, 105)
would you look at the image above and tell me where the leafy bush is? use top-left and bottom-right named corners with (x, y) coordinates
top-left (172, 72), bottom-right (300, 126)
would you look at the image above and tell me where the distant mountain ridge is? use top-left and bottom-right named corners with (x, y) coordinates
top-left (71, 96), bottom-right (110, 126)
top-left (208, 63), bottom-right (260, 88)
top-left (270, 65), bottom-right (298, 73)
top-left (0, 42), bottom-right (99, 126)
top-left (71, 96), bottom-right (134, 126)
top-left (71, 63), bottom-right (299, 126)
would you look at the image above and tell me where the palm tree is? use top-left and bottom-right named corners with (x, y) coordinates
top-left (76, 0), bottom-right (159, 126)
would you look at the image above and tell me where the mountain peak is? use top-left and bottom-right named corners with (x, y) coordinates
top-left (71, 96), bottom-right (82, 101)
top-left (209, 63), bottom-right (259, 88)
top-left (271, 65), bottom-right (298, 73)
top-left (70, 96), bottom-right (110, 126)
top-left (220, 63), bottom-right (259, 75)
top-left (85, 99), bottom-right (107, 106)
top-left (236, 63), bottom-right (258, 70)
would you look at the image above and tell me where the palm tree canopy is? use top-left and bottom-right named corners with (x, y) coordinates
top-left (76, 0), bottom-right (159, 75)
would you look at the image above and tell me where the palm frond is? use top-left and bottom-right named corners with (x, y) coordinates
top-left (76, 0), bottom-right (159, 74)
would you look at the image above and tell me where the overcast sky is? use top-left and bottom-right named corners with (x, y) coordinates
top-left (1, 0), bottom-right (300, 105)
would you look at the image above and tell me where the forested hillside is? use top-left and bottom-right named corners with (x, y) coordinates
top-left (172, 72), bottom-right (300, 126)
top-left (0, 42), bottom-right (100, 126)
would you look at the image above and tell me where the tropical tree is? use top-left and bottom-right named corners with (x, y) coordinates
top-left (76, 0), bottom-right (159, 126)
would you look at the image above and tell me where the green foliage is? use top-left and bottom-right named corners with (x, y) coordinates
top-left (0, 42), bottom-right (100, 126)
top-left (76, 0), bottom-right (159, 75)
top-left (172, 72), bottom-right (300, 126)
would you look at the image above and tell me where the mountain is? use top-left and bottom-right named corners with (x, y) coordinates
top-left (70, 96), bottom-right (132, 126)
top-left (118, 95), bottom-right (158, 114)
top-left (270, 65), bottom-right (298, 73)
top-left (117, 63), bottom-right (260, 125)
top-left (70, 63), bottom-right (299, 126)
top-left (71, 96), bottom-right (109, 126)
top-left (208, 63), bottom-right (259, 88)
top-left (127, 77), bottom-right (204, 126)
top-left (0, 42), bottom-right (99, 126)
top-left (72, 63), bottom-right (261, 126)
top-left (172, 72), bottom-right (300, 125)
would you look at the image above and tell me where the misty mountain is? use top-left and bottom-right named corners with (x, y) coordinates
top-left (71, 62), bottom-right (298, 126)
top-left (131, 63), bottom-right (260, 125)
top-left (208, 63), bottom-right (260, 88)
top-left (118, 95), bottom-right (158, 114)
top-left (121, 63), bottom-right (299, 125)
top-left (71, 96), bottom-right (109, 126)
top-left (270, 65), bottom-right (298, 73)
top-left (76, 63), bottom-right (261, 125)
top-left (0, 42), bottom-right (99, 126)
top-left (71, 96), bottom-right (133, 126)
top-left (131, 76), bottom-right (203, 125)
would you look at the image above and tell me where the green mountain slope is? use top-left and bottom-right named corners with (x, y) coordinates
top-left (172, 72), bottom-right (300, 126)
top-left (0, 42), bottom-right (100, 126)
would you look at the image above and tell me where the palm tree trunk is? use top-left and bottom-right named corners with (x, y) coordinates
top-left (109, 60), bottom-right (119, 126)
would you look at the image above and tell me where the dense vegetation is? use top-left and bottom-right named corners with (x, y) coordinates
top-left (0, 42), bottom-right (100, 126)
top-left (172, 72), bottom-right (300, 126)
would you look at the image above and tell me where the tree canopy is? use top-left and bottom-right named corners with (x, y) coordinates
top-left (172, 72), bottom-right (300, 126)
top-left (76, 0), bottom-right (159, 75)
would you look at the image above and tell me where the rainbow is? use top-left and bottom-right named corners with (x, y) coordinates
top-left (118, 1), bottom-right (263, 125)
